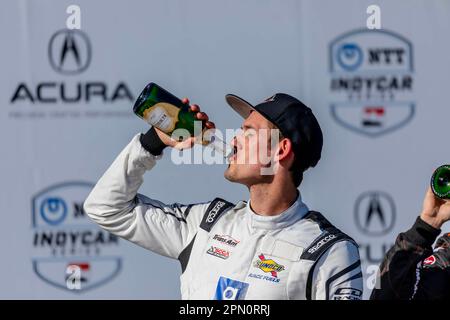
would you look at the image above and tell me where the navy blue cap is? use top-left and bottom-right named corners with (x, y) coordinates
top-left (225, 93), bottom-right (323, 171)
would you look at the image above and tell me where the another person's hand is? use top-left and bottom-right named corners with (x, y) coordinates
top-left (154, 98), bottom-right (215, 150)
top-left (420, 186), bottom-right (450, 229)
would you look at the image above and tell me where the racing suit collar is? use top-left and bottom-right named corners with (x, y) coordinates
top-left (246, 191), bottom-right (309, 230)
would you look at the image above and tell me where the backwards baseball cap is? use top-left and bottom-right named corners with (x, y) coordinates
top-left (225, 93), bottom-right (323, 172)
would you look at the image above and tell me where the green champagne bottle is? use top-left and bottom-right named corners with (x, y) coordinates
top-left (133, 82), bottom-right (231, 158)
top-left (133, 82), bottom-right (199, 136)
top-left (431, 165), bottom-right (450, 199)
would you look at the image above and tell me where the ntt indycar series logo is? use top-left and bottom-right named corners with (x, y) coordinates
top-left (329, 29), bottom-right (415, 137)
top-left (31, 182), bottom-right (122, 292)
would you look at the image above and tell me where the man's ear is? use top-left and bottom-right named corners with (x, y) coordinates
top-left (276, 138), bottom-right (294, 163)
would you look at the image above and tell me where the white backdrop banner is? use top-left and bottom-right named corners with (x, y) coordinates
top-left (0, 0), bottom-right (449, 299)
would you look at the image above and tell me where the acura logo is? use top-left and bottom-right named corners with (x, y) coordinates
top-left (48, 29), bottom-right (91, 75)
top-left (354, 191), bottom-right (396, 236)
top-left (10, 28), bottom-right (133, 105)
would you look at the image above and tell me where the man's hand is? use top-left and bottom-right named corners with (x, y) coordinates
top-left (420, 186), bottom-right (450, 229)
top-left (154, 97), bottom-right (215, 150)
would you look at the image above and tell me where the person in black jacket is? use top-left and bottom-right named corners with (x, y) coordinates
top-left (371, 186), bottom-right (450, 300)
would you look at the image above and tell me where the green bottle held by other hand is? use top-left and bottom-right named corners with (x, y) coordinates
top-left (431, 165), bottom-right (450, 199)
top-left (133, 82), bottom-right (201, 137)
top-left (133, 82), bottom-right (231, 158)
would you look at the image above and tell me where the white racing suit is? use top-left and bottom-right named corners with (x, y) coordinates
top-left (84, 134), bottom-right (363, 300)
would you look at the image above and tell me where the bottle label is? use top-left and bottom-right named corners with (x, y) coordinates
top-left (143, 103), bottom-right (179, 133)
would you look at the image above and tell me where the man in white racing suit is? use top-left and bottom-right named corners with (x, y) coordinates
top-left (84, 92), bottom-right (363, 300)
